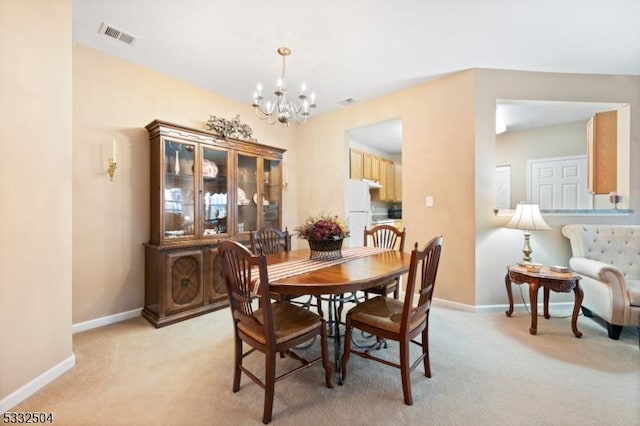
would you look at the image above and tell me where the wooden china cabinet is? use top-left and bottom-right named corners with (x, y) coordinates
top-left (142, 120), bottom-right (285, 327)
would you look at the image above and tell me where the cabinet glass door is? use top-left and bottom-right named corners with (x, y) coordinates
top-left (236, 154), bottom-right (258, 234)
top-left (163, 139), bottom-right (196, 240)
top-left (262, 159), bottom-right (282, 228)
top-left (202, 146), bottom-right (229, 236)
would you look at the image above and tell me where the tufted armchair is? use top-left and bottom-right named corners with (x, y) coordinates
top-left (561, 224), bottom-right (640, 341)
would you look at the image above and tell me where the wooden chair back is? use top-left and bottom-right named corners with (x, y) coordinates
top-left (250, 226), bottom-right (291, 255)
top-left (364, 224), bottom-right (406, 251)
top-left (402, 236), bottom-right (443, 333)
top-left (361, 225), bottom-right (407, 299)
top-left (218, 240), bottom-right (274, 344)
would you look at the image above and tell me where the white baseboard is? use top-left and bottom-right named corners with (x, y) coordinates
top-left (1, 309), bottom-right (142, 413)
top-left (432, 297), bottom-right (576, 314)
top-left (0, 355), bottom-right (75, 413)
top-left (72, 308), bottom-right (142, 334)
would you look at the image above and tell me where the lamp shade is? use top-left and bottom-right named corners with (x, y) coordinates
top-left (504, 204), bottom-right (550, 231)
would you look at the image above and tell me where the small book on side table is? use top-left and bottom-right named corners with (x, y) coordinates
top-left (549, 265), bottom-right (570, 273)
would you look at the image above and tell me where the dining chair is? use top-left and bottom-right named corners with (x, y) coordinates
top-left (250, 226), bottom-right (321, 314)
top-left (250, 226), bottom-right (291, 256)
top-left (341, 235), bottom-right (443, 405)
top-left (363, 225), bottom-right (406, 299)
top-left (218, 240), bottom-right (333, 424)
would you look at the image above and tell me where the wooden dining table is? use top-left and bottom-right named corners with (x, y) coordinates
top-left (264, 247), bottom-right (412, 384)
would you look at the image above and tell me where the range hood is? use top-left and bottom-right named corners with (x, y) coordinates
top-left (363, 178), bottom-right (383, 189)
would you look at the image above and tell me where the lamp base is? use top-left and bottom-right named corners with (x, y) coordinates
top-left (521, 231), bottom-right (532, 262)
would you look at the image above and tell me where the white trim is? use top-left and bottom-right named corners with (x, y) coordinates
top-left (1, 309), bottom-right (142, 411)
top-left (72, 308), bottom-right (142, 334)
top-left (432, 297), bottom-right (476, 312)
top-left (432, 297), bottom-right (576, 314)
top-left (0, 355), bottom-right (75, 413)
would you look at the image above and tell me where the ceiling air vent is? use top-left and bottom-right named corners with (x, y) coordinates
top-left (338, 98), bottom-right (359, 106)
top-left (98, 22), bottom-right (137, 46)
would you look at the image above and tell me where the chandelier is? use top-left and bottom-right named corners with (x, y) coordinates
top-left (252, 47), bottom-right (316, 125)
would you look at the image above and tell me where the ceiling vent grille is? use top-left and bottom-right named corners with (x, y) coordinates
top-left (338, 98), bottom-right (358, 106)
top-left (98, 22), bottom-right (137, 46)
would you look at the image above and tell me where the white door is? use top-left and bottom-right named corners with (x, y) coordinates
top-left (527, 155), bottom-right (592, 210)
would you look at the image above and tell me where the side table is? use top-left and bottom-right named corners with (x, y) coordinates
top-left (505, 264), bottom-right (583, 338)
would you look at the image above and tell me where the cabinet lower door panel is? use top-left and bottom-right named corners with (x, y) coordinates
top-left (209, 249), bottom-right (228, 304)
top-left (164, 250), bottom-right (204, 315)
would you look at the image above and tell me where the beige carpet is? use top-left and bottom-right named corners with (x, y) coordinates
top-left (13, 304), bottom-right (640, 425)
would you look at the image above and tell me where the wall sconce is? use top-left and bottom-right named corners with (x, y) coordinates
top-left (282, 165), bottom-right (288, 188)
top-left (108, 139), bottom-right (117, 181)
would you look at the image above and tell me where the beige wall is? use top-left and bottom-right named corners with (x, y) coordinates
top-left (0, 0), bottom-right (73, 405)
top-left (296, 71), bottom-right (478, 305)
top-left (475, 69), bottom-right (640, 306)
top-left (72, 45), bottom-right (298, 324)
top-left (496, 121), bottom-right (587, 208)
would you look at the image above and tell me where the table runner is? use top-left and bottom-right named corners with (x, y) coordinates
top-left (251, 246), bottom-right (390, 291)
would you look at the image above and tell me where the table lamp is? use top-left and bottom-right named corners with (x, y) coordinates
top-left (504, 204), bottom-right (550, 262)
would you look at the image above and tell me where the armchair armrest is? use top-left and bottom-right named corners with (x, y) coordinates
top-left (569, 257), bottom-right (629, 302)
top-left (569, 257), bottom-right (623, 281)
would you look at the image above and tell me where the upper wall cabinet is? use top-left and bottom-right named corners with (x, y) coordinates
top-left (350, 148), bottom-right (402, 202)
top-left (350, 149), bottom-right (364, 180)
top-left (587, 110), bottom-right (617, 194)
top-left (143, 120), bottom-right (285, 327)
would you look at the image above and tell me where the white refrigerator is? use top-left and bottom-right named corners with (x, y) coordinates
top-left (346, 179), bottom-right (371, 247)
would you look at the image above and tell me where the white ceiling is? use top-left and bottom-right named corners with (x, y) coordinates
top-left (348, 119), bottom-right (403, 156)
top-left (72, 0), bottom-right (640, 154)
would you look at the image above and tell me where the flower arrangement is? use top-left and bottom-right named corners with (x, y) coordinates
top-left (294, 213), bottom-right (350, 241)
top-left (205, 114), bottom-right (256, 141)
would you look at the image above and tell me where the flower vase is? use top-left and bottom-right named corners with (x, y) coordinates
top-left (308, 238), bottom-right (344, 260)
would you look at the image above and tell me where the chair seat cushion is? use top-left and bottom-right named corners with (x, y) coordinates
top-left (347, 296), bottom-right (426, 334)
top-left (238, 302), bottom-right (321, 344)
top-left (627, 279), bottom-right (640, 306)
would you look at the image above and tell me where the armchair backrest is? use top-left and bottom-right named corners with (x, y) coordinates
top-left (562, 224), bottom-right (640, 277)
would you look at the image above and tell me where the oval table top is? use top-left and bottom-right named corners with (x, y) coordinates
top-left (266, 248), bottom-right (412, 296)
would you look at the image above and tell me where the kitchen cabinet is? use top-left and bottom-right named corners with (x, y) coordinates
top-left (350, 149), bottom-right (401, 202)
top-left (363, 153), bottom-right (372, 179)
top-left (385, 159), bottom-right (395, 201)
top-left (350, 149), bottom-right (364, 180)
top-left (143, 120), bottom-right (285, 327)
top-left (350, 149), bottom-right (381, 181)
top-left (394, 162), bottom-right (402, 201)
top-left (368, 154), bottom-right (381, 180)
top-left (372, 161), bottom-right (384, 201)
top-left (373, 159), bottom-right (400, 202)
top-left (587, 110), bottom-right (617, 194)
